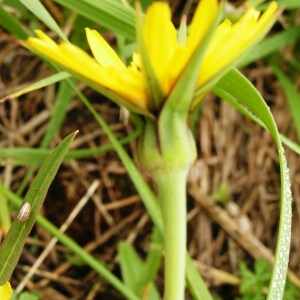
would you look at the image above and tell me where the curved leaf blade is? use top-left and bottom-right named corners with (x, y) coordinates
top-left (0, 131), bottom-right (77, 284)
top-left (53, 0), bottom-right (136, 40)
top-left (19, 0), bottom-right (67, 41)
top-left (213, 69), bottom-right (292, 300)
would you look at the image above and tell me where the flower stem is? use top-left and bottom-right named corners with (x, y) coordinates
top-left (156, 169), bottom-right (188, 300)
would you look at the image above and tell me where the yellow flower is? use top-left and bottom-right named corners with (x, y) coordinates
top-left (25, 0), bottom-right (279, 115)
top-left (0, 281), bottom-right (12, 300)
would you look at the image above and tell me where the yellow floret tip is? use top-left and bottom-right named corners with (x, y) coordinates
top-left (0, 281), bottom-right (12, 300)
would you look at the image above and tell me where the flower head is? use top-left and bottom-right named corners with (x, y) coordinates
top-left (25, 0), bottom-right (279, 116)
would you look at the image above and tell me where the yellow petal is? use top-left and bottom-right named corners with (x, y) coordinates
top-left (107, 67), bottom-right (148, 109)
top-left (188, 0), bottom-right (219, 50)
top-left (27, 37), bottom-right (110, 87)
top-left (196, 1), bottom-right (278, 87)
top-left (85, 28), bottom-right (125, 69)
top-left (57, 44), bottom-right (147, 109)
top-left (26, 32), bottom-right (148, 111)
top-left (0, 281), bottom-right (12, 300)
top-left (34, 29), bottom-right (57, 45)
top-left (27, 36), bottom-right (67, 66)
top-left (254, 2), bottom-right (278, 33)
top-left (130, 52), bottom-right (141, 71)
top-left (161, 0), bottom-right (220, 96)
top-left (143, 2), bottom-right (177, 84)
top-left (58, 43), bottom-right (110, 83)
top-left (162, 45), bottom-right (188, 94)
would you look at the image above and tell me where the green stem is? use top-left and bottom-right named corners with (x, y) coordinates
top-left (156, 169), bottom-right (188, 300)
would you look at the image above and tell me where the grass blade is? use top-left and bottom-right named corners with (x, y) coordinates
top-left (210, 82), bottom-right (300, 155)
top-left (118, 242), bottom-right (144, 293)
top-left (0, 5), bottom-right (29, 39)
top-left (0, 131), bottom-right (77, 284)
top-left (259, 0), bottom-right (300, 9)
top-left (270, 62), bottom-right (300, 141)
top-left (1, 72), bottom-right (71, 101)
top-left (40, 80), bottom-right (74, 148)
top-left (214, 69), bottom-right (292, 300)
top-left (0, 180), bottom-right (11, 234)
top-left (19, 0), bottom-right (67, 41)
top-left (53, 0), bottom-right (136, 40)
top-left (118, 227), bottom-right (162, 299)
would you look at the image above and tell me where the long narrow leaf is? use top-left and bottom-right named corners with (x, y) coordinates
top-left (118, 242), bottom-right (144, 294)
top-left (1, 72), bottom-right (71, 101)
top-left (0, 131), bottom-right (77, 284)
top-left (0, 179), bottom-right (11, 234)
top-left (270, 62), bottom-right (300, 141)
top-left (210, 81), bottom-right (300, 156)
top-left (53, 0), bottom-right (136, 40)
top-left (186, 255), bottom-right (213, 300)
top-left (0, 5), bottom-right (29, 39)
top-left (260, 0), bottom-right (300, 9)
top-left (119, 227), bottom-right (162, 299)
top-left (142, 228), bottom-right (163, 289)
top-left (213, 69), bottom-right (292, 300)
top-left (19, 0), bottom-right (67, 41)
top-left (40, 80), bottom-right (74, 148)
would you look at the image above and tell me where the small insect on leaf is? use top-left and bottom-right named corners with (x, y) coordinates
top-left (17, 202), bottom-right (31, 222)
